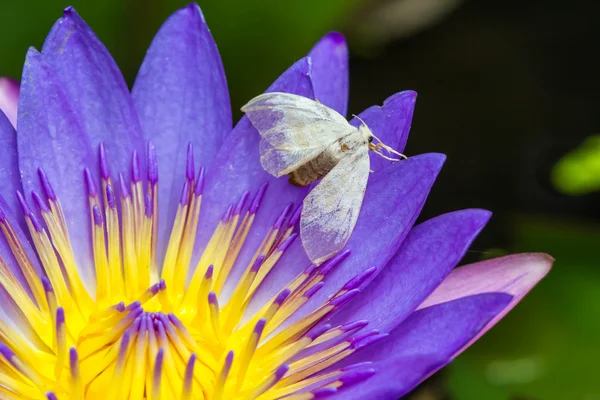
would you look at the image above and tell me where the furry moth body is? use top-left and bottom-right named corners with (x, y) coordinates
top-left (242, 92), bottom-right (405, 265)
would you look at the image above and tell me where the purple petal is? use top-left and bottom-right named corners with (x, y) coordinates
top-left (17, 48), bottom-right (95, 288)
top-left (196, 57), bottom-right (314, 291)
top-left (330, 293), bottom-right (512, 399)
top-left (308, 32), bottom-right (349, 116)
top-left (248, 153), bottom-right (445, 323)
top-left (350, 91), bottom-right (417, 172)
top-left (0, 77), bottom-right (19, 128)
top-left (41, 7), bottom-right (145, 180)
top-left (330, 209), bottom-right (491, 333)
top-left (0, 111), bottom-right (22, 216)
top-left (418, 252), bottom-right (553, 357)
top-left (132, 4), bottom-right (231, 261)
top-left (329, 355), bottom-right (447, 400)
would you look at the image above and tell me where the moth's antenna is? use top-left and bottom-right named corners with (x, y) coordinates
top-left (370, 133), bottom-right (408, 159)
top-left (372, 150), bottom-right (404, 161)
top-left (352, 114), bottom-right (368, 128)
top-left (352, 114), bottom-right (408, 161)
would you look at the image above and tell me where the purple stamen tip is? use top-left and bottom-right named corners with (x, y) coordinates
top-left (274, 288), bottom-right (291, 306)
top-left (147, 141), bottom-right (158, 184)
top-left (106, 184), bottom-right (116, 209)
top-left (126, 301), bottom-right (141, 311)
top-left (304, 281), bottom-right (324, 298)
top-left (132, 151), bottom-right (141, 183)
top-left (204, 265), bottom-right (214, 280)
top-left (342, 267), bottom-right (377, 291)
top-left (29, 212), bottom-right (43, 232)
top-left (307, 323), bottom-right (331, 340)
top-left (194, 166), bottom-right (205, 195)
top-left (221, 205), bottom-right (233, 222)
top-left (186, 143), bottom-right (195, 181)
top-left (179, 181), bottom-right (190, 206)
top-left (56, 307), bottom-right (65, 324)
top-left (0, 344), bottom-right (15, 360)
top-left (341, 361), bottom-right (374, 372)
top-left (154, 348), bottom-right (165, 382)
top-left (84, 168), bottom-right (97, 197)
top-left (234, 191), bottom-right (250, 215)
top-left (277, 233), bottom-right (297, 252)
top-left (341, 320), bottom-right (369, 333)
top-left (115, 302), bottom-right (125, 312)
top-left (41, 276), bottom-right (53, 292)
top-left (274, 364), bottom-right (289, 380)
top-left (168, 314), bottom-right (185, 331)
top-left (313, 387), bottom-right (337, 398)
top-left (92, 205), bottom-right (103, 226)
top-left (69, 347), bottom-right (78, 368)
top-left (351, 329), bottom-right (379, 345)
top-left (150, 282), bottom-right (161, 295)
top-left (330, 289), bottom-right (360, 307)
top-left (320, 249), bottom-right (351, 276)
top-left (144, 194), bottom-right (153, 217)
top-left (273, 203), bottom-right (293, 230)
top-left (16, 191), bottom-right (30, 215)
top-left (99, 143), bottom-right (110, 180)
top-left (303, 264), bottom-right (317, 276)
top-left (46, 392), bottom-right (58, 400)
top-left (225, 350), bottom-right (234, 365)
top-left (37, 168), bottom-right (57, 201)
top-left (128, 315), bottom-right (143, 333)
top-left (339, 369), bottom-right (376, 386)
top-left (159, 279), bottom-right (166, 291)
top-left (31, 191), bottom-right (49, 212)
top-left (288, 204), bottom-right (302, 227)
top-left (130, 307), bottom-right (144, 321)
top-left (208, 291), bottom-right (218, 306)
top-left (254, 318), bottom-right (267, 335)
top-left (118, 173), bottom-right (129, 199)
top-left (250, 254), bottom-right (266, 273)
top-left (352, 333), bottom-right (388, 351)
top-left (185, 353), bottom-right (197, 379)
top-left (118, 331), bottom-right (131, 356)
top-left (250, 183), bottom-right (268, 214)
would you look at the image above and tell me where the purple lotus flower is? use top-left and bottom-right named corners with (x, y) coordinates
top-left (0, 4), bottom-right (551, 399)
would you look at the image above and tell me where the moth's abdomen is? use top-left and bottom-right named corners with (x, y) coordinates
top-left (288, 143), bottom-right (343, 186)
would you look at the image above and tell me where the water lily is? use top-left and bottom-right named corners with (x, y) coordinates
top-left (0, 4), bottom-right (551, 399)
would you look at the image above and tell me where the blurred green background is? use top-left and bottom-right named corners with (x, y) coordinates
top-left (2, 0), bottom-right (599, 399)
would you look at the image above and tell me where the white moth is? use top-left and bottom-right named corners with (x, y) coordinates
top-left (241, 92), bottom-right (406, 265)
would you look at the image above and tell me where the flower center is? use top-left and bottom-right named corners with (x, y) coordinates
top-left (0, 142), bottom-right (379, 399)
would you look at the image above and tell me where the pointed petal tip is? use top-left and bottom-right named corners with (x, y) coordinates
top-left (322, 31), bottom-right (346, 45)
top-left (24, 46), bottom-right (41, 61)
top-left (385, 90), bottom-right (418, 105)
top-left (418, 252), bottom-right (553, 317)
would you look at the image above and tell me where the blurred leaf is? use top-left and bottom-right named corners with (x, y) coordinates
top-left (349, 0), bottom-right (465, 48)
top-left (552, 135), bottom-right (600, 195)
top-left (0, 1), bottom-right (127, 80)
top-left (447, 215), bottom-right (600, 400)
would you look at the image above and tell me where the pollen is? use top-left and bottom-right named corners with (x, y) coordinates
top-left (0, 142), bottom-right (378, 399)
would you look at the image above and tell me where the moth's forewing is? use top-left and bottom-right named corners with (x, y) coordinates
top-left (242, 92), bottom-right (354, 177)
top-left (300, 145), bottom-right (370, 265)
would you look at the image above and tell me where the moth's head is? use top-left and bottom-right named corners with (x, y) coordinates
top-left (367, 132), bottom-right (408, 162)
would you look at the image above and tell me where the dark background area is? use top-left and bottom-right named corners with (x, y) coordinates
top-left (1, 0), bottom-right (599, 398)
